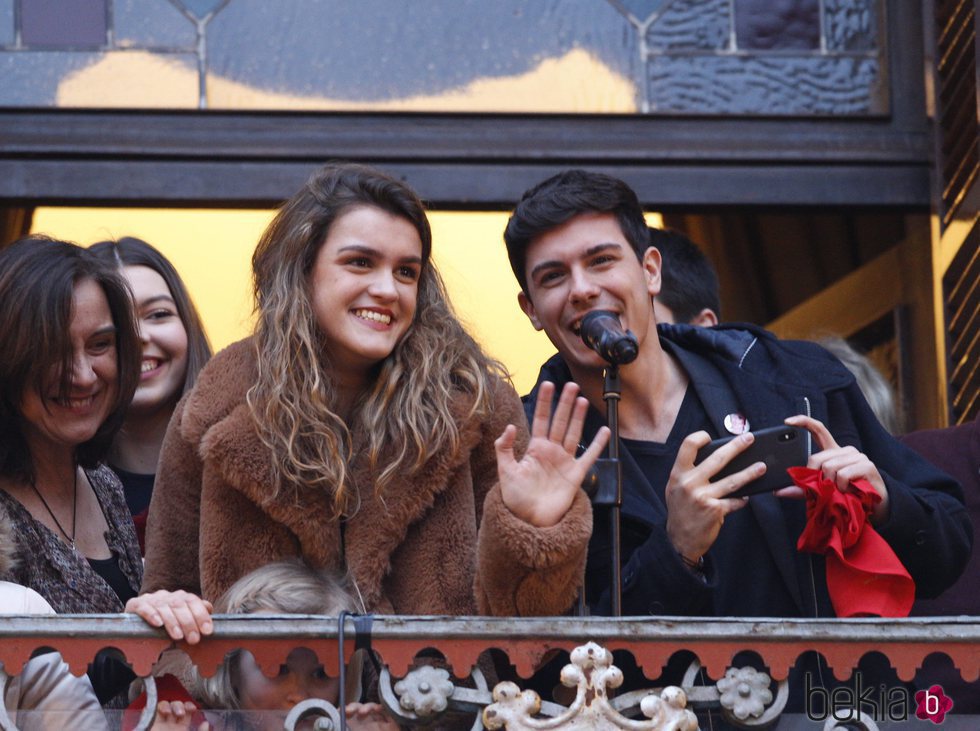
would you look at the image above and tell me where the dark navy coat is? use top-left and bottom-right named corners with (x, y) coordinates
top-left (524, 323), bottom-right (972, 619)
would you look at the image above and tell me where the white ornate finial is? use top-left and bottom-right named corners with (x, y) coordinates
top-left (640, 687), bottom-right (699, 730)
top-left (393, 665), bottom-right (456, 717)
top-left (484, 643), bottom-right (699, 731)
top-left (716, 667), bottom-right (772, 721)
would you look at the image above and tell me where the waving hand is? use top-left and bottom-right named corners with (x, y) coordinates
top-left (496, 381), bottom-right (610, 527)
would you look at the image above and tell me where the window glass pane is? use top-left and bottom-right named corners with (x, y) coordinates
top-left (734, 0), bottom-right (820, 50)
top-left (174, 0), bottom-right (227, 18)
top-left (21, 0), bottom-right (106, 47)
top-left (649, 55), bottom-right (880, 114)
top-left (55, 52), bottom-right (200, 107)
top-left (205, 0), bottom-right (638, 112)
top-left (646, 0), bottom-right (730, 50)
top-left (615, 0), bottom-right (669, 21)
top-left (825, 0), bottom-right (878, 51)
top-left (0, 0), bottom-right (13, 46)
top-left (115, 0), bottom-right (196, 48)
top-left (0, 52), bottom-right (110, 105)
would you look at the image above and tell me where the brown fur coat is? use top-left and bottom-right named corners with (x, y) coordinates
top-left (142, 339), bottom-right (592, 616)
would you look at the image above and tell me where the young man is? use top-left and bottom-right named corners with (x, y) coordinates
top-left (504, 169), bottom-right (971, 618)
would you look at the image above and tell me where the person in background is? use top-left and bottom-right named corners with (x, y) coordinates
top-left (139, 162), bottom-right (607, 637)
top-left (816, 336), bottom-right (903, 435)
top-left (89, 237), bottom-right (212, 553)
top-left (648, 227), bottom-right (720, 327)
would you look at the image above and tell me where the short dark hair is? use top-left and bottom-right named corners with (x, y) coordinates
top-left (504, 170), bottom-right (649, 292)
top-left (89, 236), bottom-right (212, 395)
top-left (649, 227), bottom-right (721, 323)
top-left (0, 236), bottom-right (141, 481)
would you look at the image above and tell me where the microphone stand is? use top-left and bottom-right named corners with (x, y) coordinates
top-left (584, 364), bottom-right (624, 616)
top-left (603, 364), bottom-right (624, 617)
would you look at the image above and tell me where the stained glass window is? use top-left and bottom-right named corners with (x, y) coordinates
top-left (0, 0), bottom-right (885, 116)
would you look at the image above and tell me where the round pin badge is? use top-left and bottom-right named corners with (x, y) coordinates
top-left (723, 412), bottom-right (750, 435)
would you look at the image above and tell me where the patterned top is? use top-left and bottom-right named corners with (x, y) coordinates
top-left (0, 464), bottom-right (143, 613)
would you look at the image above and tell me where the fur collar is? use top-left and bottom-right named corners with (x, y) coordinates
top-left (183, 338), bottom-right (486, 610)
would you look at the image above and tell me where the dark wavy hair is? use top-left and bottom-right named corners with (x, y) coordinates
top-left (89, 236), bottom-right (212, 395)
top-left (0, 236), bottom-right (141, 481)
top-left (504, 169), bottom-right (649, 293)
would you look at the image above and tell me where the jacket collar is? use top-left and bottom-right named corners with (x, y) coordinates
top-left (189, 380), bottom-right (480, 612)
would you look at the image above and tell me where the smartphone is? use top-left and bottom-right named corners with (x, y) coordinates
top-left (694, 425), bottom-right (808, 498)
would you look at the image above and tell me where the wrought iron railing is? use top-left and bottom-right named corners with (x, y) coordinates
top-left (1, 615), bottom-right (977, 730)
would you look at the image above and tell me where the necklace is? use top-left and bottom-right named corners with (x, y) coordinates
top-left (29, 466), bottom-right (78, 552)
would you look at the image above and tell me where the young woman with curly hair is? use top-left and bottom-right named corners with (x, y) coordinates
top-left (138, 162), bottom-right (608, 632)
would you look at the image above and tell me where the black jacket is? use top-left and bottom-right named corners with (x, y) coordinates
top-left (523, 323), bottom-right (972, 618)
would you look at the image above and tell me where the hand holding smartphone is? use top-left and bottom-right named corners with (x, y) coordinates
top-left (694, 425), bottom-right (808, 498)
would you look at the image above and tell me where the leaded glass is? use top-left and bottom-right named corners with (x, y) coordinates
top-left (21, 0), bottom-right (107, 47)
top-left (0, 52), bottom-right (111, 105)
top-left (0, 0), bottom-right (886, 116)
top-left (646, 0), bottom-right (730, 51)
top-left (825, 0), bottom-right (878, 51)
top-left (204, 0), bottom-right (636, 111)
top-left (171, 0), bottom-right (228, 20)
top-left (648, 55), bottom-right (881, 114)
top-left (0, 0), bottom-right (13, 46)
top-left (734, 0), bottom-right (820, 50)
top-left (115, 0), bottom-right (196, 48)
top-left (607, 0), bottom-right (670, 22)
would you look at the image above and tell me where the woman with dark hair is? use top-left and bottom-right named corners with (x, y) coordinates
top-left (89, 237), bottom-right (212, 551)
top-left (140, 162), bottom-right (607, 627)
top-left (0, 235), bottom-right (143, 612)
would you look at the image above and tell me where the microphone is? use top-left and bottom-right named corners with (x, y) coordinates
top-left (579, 310), bottom-right (638, 365)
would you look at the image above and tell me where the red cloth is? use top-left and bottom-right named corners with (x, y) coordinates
top-left (122, 674), bottom-right (207, 731)
top-left (791, 466), bottom-right (914, 617)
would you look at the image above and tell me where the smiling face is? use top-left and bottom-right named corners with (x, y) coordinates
top-left (121, 265), bottom-right (189, 416)
top-left (518, 212), bottom-right (662, 373)
top-left (19, 278), bottom-right (119, 455)
top-left (308, 205), bottom-right (423, 384)
top-left (236, 648), bottom-right (341, 731)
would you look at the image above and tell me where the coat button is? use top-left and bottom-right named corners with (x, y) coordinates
top-left (649, 601), bottom-right (664, 614)
top-left (914, 530), bottom-right (927, 545)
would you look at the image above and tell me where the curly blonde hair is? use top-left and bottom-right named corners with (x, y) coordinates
top-left (248, 163), bottom-right (503, 515)
top-left (196, 559), bottom-right (363, 712)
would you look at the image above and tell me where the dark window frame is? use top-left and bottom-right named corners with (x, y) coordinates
top-left (0, 0), bottom-right (929, 209)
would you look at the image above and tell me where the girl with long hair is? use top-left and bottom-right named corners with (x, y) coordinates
top-left (89, 237), bottom-right (212, 551)
top-left (138, 162), bottom-right (607, 630)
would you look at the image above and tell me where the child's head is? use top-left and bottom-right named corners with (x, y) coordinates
top-left (197, 559), bottom-right (362, 725)
top-left (215, 558), bottom-right (358, 617)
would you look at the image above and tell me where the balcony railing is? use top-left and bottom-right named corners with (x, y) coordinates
top-left (1, 615), bottom-right (977, 730)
